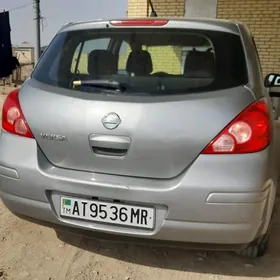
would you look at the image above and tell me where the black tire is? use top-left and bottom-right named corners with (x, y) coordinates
top-left (235, 233), bottom-right (269, 258)
top-left (236, 200), bottom-right (276, 258)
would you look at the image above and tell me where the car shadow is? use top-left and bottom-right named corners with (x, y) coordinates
top-left (55, 203), bottom-right (280, 278)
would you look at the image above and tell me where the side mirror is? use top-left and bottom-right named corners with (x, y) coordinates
top-left (264, 73), bottom-right (280, 88)
top-left (264, 73), bottom-right (280, 98)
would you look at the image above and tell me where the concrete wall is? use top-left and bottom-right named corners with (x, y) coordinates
top-left (184, 0), bottom-right (217, 17)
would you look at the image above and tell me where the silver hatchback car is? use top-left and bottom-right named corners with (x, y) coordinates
top-left (1, 18), bottom-right (280, 258)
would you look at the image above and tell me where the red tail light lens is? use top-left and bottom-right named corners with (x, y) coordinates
top-left (2, 89), bottom-right (34, 139)
top-left (109, 20), bottom-right (169, 26)
top-left (202, 98), bottom-right (270, 154)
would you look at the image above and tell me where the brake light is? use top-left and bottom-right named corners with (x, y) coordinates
top-left (2, 89), bottom-right (33, 139)
top-left (109, 19), bottom-right (168, 26)
top-left (202, 98), bottom-right (270, 154)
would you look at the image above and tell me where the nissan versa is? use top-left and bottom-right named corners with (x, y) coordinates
top-left (1, 18), bottom-right (280, 258)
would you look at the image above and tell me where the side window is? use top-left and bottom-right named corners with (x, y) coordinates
top-left (118, 41), bottom-right (131, 75)
top-left (71, 38), bottom-right (110, 74)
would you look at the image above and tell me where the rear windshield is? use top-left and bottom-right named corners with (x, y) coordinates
top-left (32, 28), bottom-right (248, 96)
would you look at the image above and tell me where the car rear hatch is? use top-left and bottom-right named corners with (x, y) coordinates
top-left (19, 19), bottom-right (253, 179)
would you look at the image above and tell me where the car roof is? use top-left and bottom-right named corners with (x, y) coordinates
top-left (59, 17), bottom-right (244, 35)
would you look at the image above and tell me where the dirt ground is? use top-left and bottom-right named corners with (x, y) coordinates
top-left (1, 85), bottom-right (280, 280)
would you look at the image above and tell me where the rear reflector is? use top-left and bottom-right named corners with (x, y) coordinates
top-left (109, 20), bottom-right (169, 26)
top-left (202, 98), bottom-right (270, 154)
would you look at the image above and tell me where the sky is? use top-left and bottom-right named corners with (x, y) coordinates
top-left (1, 0), bottom-right (127, 46)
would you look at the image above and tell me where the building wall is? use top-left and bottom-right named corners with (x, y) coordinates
top-left (14, 48), bottom-right (33, 64)
top-left (184, 0), bottom-right (217, 18)
top-left (20, 64), bottom-right (34, 81)
top-left (217, 0), bottom-right (280, 76)
top-left (146, 46), bottom-right (183, 74)
top-left (127, 0), bottom-right (185, 17)
top-left (147, 0), bottom-right (185, 17)
top-left (12, 47), bottom-right (35, 83)
top-left (127, 0), bottom-right (148, 17)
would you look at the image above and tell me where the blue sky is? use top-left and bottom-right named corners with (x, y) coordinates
top-left (2, 0), bottom-right (127, 45)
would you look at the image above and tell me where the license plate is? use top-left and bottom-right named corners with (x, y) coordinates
top-left (60, 197), bottom-right (155, 229)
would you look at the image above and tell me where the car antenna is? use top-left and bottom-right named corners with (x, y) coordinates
top-left (148, 0), bottom-right (158, 17)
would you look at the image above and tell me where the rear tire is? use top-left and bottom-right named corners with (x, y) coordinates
top-left (236, 197), bottom-right (276, 258)
top-left (235, 233), bottom-right (269, 258)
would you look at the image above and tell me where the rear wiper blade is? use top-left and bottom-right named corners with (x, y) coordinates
top-left (73, 79), bottom-right (126, 92)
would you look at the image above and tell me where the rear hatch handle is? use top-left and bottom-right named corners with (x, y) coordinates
top-left (89, 134), bottom-right (131, 157)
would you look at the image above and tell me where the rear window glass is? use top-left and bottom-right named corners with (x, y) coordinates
top-left (32, 28), bottom-right (248, 96)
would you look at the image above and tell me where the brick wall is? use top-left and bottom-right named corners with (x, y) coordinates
top-left (147, 0), bottom-right (185, 16)
top-left (142, 46), bottom-right (182, 74)
top-left (127, 0), bottom-right (185, 17)
top-left (217, 0), bottom-right (280, 76)
top-left (127, 0), bottom-right (148, 17)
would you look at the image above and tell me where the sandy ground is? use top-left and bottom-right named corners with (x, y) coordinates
top-left (1, 85), bottom-right (280, 280)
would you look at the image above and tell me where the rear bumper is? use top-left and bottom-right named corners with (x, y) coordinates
top-left (0, 190), bottom-right (271, 246)
top-left (0, 131), bottom-right (277, 247)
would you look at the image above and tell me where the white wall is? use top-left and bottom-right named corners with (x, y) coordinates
top-left (184, 0), bottom-right (217, 18)
top-left (15, 49), bottom-right (33, 64)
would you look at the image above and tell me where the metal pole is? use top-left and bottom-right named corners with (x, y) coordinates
top-left (33, 0), bottom-right (41, 64)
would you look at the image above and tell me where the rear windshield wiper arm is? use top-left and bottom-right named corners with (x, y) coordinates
top-left (73, 79), bottom-right (126, 92)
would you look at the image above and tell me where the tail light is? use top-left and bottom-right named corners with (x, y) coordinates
top-left (202, 98), bottom-right (270, 154)
top-left (2, 89), bottom-right (34, 139)
top-left (109, 20), bottom-right (169, 26)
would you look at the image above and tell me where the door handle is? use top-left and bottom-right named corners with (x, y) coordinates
top-left (89, 134), bottom-right (131, 156)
